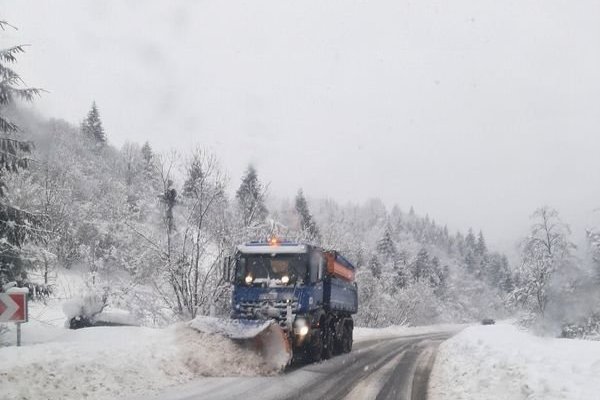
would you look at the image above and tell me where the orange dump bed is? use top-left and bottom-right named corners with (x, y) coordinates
top-left (325, 252), bottom-right (355, 282)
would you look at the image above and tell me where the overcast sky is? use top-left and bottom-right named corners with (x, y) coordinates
top-left (3, 0), bottom-right (600, 253)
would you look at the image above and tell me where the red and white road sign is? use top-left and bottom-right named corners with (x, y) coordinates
top-left (0, 293), bottom-right (28, 323)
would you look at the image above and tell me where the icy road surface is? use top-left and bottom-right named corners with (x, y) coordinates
top-left (146, 329), bottom-right (457, 400)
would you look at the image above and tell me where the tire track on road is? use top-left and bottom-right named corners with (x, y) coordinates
top-left (283, 339), bottom-right (413, 400)
top-left (147, 331), bottom-right (455, 400)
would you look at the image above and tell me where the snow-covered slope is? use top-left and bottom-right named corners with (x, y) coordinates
top-left (0, 323), bottom-right (276, 400)
top-left (428, 324), bottom-right (600, 400)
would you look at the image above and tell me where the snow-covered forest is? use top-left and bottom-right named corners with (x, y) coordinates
top-left (0, 102), bottom-right (598, 338)
top-left (0, 15), bottom-right (598, 337)
top-left (0, 104), bottom-right (513, 328)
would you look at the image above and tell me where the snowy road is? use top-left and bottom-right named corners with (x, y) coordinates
top-left (149, 330), bottom-right (455, 400)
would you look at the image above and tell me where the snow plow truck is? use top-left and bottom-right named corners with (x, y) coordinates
top-left (191, 239), bottom-right (358, 368)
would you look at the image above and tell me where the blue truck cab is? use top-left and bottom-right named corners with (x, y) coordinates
top-left (229, 240), bottom-right (358, 361)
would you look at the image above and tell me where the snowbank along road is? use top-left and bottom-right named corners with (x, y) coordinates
top-left (148, 330), bottom-right (456, 400)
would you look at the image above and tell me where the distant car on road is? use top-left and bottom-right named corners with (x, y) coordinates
top-left (481, 318), bottom-right (496, 325)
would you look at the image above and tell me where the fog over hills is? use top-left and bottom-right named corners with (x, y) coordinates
top-left (3, 0), bottom-right (600, 252)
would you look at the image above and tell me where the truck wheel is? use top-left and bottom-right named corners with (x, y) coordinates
top-left (342, 324), bottom-right (353, 353)
top-left (309, 330), bottom-right (323, 362)
top-left (333, 325), bottom-right (344, 355)
top-left (322, 321), bottom-right (334, 359)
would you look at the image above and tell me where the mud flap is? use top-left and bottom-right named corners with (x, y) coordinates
top-left (189, 316), bottom-right (292, 371)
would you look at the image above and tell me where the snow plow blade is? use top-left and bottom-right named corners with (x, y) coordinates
top-left (189, 316), bottom-right (291, 370)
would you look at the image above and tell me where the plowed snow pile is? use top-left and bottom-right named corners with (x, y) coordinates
top-left (0, 323), bottom-right (277, 400)
top-left (428, 324), bottom-right (600, 400)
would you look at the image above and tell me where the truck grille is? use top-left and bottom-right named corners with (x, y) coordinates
top-left (237, 299), bottom-right (299, 329)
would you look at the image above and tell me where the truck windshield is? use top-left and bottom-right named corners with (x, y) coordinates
top-left (236, 253), bottom-right (308, 284)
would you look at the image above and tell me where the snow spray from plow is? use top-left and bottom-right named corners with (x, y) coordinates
top-left (189, 316), bottom-right (291, 371)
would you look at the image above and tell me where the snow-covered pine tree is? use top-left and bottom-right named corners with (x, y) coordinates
top-left (140, 141), bottom-right (155, 175)
top-left (431, 255), bottom-right (444, 289)
top-left (376, 225), bottom-right (397, 263)
top-left (412, 248), bottom-right (431, 282)
top-left (236, 165), bottom-right (268, 229)
top-left (465, 228), bottom-right (476, 250)
top-left (476, 230), bottom-right (487, 256)
top-left (497, 255), bottom-right (514, 293)
top-left (464, 228), bottom-right (478, 274)
top-left (454, 231), bottom-right (465, 256)
top-left (294, 189), bottom-right (320, 243)
top-left (368, 255), bottom-right (382, 279)
top-left (0, 22), bottom-right (43, 285)
top-left (81, 101), bottom-right (106, 146)
top-left (389, 205), bottom-right (403, 233)
top-left (141, 141), bottom-right (153, 164)
top-left (394, 256), bottom-right (409, 289)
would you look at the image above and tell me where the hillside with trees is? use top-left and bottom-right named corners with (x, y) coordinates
top-left (0, 106), bottom-right (517, 328)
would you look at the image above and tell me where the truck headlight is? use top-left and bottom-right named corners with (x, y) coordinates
top-left (281, 275), bottom-right (290, 284)
top-left (294, 318), bottom-right (309, 336)
top-left (298, 325), bottom-right (309, 336)
top-left (245, 275), bottom-right (253, 284)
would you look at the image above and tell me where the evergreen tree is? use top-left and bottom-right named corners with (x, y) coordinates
top-left (465, 228), bottom-right (476, 250)
top-left (0, 23), bottom-right (42, 134)
top-left (412, 248), bottom-right (431, 282)
top-left (236, 165), bottom-right (268, 228)
top-left (390, 205), bottom-right (403, 232)
top-left (431, 256), bottom-right (443, 288)
top-left (81, 101), bottom-right (106, 146)
top-left (376, 225), bottom-right (397, 262)
top-left (368, 255), bottom-right (382, 279)
top-left (497, 255), bottom-right (514, 292)
top-left (0, 22), bottom-right (43, 285)
top-left (476, 230), bottom-right (487, 256)
top-left (139, 141), bottom-right (156, 180)
top-left (465, 249), bottom-right (477, 274)
top-left (464, 228), bottom-right (478, 274)
top-left (394, 262), bottom-right (409, 289)
top-left (141, 141), bottom-right (153, 164)
top-left (294, 189), bottom-right (320, 242)
top-left (182, 159), bottom-right (204, 199)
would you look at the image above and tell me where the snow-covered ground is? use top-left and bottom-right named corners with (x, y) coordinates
top-left (428, 323), bottom-right (600, 400)
top-left (0, 314), bottom-right (463, 400)
top-left (15, 314), bottom-right (600, 400)
top-left (0, 321), bottom-right (276, 400)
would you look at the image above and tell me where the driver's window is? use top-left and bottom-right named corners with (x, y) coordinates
top-left (235, 257), bottom-right (246, 281)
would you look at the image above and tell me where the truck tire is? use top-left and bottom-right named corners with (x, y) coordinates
top-left (342, 323), bottom-right (353, 353)
top-left (333, 323), bottom-right (345, 355)
top-left (309, 329), bottom-right (323, 362)
top-left (322, 320), bottom-right (334, 359)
